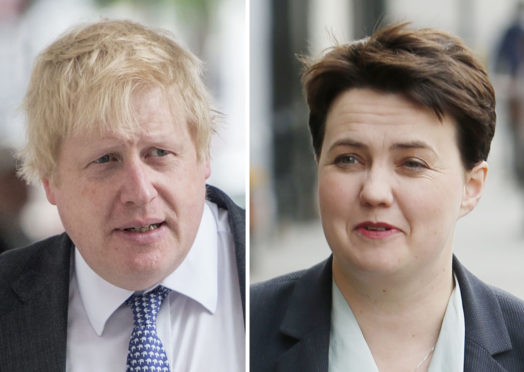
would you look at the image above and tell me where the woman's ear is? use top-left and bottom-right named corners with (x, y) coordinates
top-left (459, 161), bottom-right (488, 218)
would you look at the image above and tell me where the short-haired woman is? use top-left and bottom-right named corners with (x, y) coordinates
top-left (251, 23), bottom-right (524, 372)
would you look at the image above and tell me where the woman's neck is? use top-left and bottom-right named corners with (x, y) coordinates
top-left (332, 255), bottom-right (454, 371)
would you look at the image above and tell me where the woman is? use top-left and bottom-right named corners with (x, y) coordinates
top-left (251, 23), bottom-right (524, 372)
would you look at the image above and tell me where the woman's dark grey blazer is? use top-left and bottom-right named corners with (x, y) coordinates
top-left (251, 255), bottom-right (524, 372)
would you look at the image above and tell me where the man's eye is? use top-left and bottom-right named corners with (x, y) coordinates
top-left (94, 154), bottom-right (115, 164)
top-left (152, 148), bottom-right (169, 157)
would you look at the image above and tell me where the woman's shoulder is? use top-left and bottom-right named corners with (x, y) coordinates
top-left (251, 257), bottom-right (332, 307)
top-left (250, 257), bottom-right (333, 329)
top-left (491, 285), bottom-right (524, 324)
top-left (251, 268), bottom-right (310, 311)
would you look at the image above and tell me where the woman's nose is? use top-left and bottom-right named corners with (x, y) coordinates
top-left (359, 166), bottom-right (394, 208)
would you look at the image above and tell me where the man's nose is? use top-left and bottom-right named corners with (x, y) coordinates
top-left (119, 160), bottom-right (158, 207)
top-left (359, 165), bottom-right (394, 208)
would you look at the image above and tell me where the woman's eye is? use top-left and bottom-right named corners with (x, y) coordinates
top-left (403, 159), bottom-right (427, 170)
top-left (334, 154), bottom-right (359, 165)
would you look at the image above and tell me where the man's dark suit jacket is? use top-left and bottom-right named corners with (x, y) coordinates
top-left (0, 185), bottom-right (245, 372)
top-left (251, 255), bottom-right (524, 372)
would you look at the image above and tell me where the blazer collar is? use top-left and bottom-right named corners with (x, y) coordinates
top-left (206, 184), bottom-right (246, 317)
top-left (453, 256), bottom-right (512, 371)
top-left (11, 233), bottom-right (72, 303)
top-left (277, 257), bottom-right (333, 372)
top-left (276, 255), bottom-right (514, 372)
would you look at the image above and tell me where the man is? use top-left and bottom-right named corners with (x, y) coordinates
top-left (0, 20), bottom-right (245, 371)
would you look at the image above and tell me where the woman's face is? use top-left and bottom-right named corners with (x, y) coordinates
top-left (317, 88), bottom-right (486, 279)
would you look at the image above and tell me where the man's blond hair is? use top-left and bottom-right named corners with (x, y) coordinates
top-left (18, 19), bottom-right (215, 184)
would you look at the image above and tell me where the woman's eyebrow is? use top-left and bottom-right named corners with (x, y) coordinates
top-left (328, 138), bottom-right (367, 152)
top-left (391, 140), bottom-right (438, 156)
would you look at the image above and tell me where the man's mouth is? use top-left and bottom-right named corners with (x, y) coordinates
top-left (122, 222), bottom-right (164, 233)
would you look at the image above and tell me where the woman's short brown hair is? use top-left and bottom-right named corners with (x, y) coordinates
top-left (302, 23), bottom-right (496, 170)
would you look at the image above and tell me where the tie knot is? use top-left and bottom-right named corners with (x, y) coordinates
top-left (126, 285), bottom-right (170, 327)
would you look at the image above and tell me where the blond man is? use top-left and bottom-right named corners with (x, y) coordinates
top-left (0, 20), bottom-right (245, 372)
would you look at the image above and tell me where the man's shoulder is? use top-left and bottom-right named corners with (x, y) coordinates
top-left (205, 184), bottom-right (246, 314)
top-left (0, 234), bottom-right (71, 370)
top-left (206, 184), bottom-right (244, 214)
top-left (0, 233), bottom-right (71, 281)
top-left (205, 184), bottom-right (245, 240)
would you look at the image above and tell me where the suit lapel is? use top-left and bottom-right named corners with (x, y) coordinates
top-left (0, 234), bottom-right (72, 371)
top-left (276, 257), bottom-right (333, 372)
top-left (276, 256), bottom-right (515, 372)
top-left (464, 342), bottom-right (509, 372)
top-left (206, 184), bottom-right (246, 317)
top-left (276, 327), bottom-right (331, 372)
top-left (269, 255), bottom-right (515, 372)
top-left (454, 256), bottom-right (512, 372)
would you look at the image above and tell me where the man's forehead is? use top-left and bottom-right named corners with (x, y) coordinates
top-left (68, 122), bottom-right (181, 144)
top-left (70, 92), bottom-right (185, 136)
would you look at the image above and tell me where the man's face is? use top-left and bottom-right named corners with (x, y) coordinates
top-left (43, 87), bottom-right (210, 290)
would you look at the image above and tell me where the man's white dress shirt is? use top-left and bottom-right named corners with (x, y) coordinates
top-left (66, 201), bottom-right (244, 371)
top-left (329, 277), bottom-right (465, 372)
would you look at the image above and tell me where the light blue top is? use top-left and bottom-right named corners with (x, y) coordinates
top-left (329, 277), bottom-right (465, 372)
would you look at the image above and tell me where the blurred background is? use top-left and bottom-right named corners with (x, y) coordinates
top-left (250, 0), bottom-right (524, 299)
top-left (0, 0), bottom-right (245, 253)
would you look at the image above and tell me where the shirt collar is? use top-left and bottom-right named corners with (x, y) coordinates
top-left (428, 276), bottom-right (465, 372)
top-left (160, 201), bottom-right (218, 313)
top-left (74, 201), bottom-right (218, 336)
top-left (74, 248), bottom-right (132, 336)
top-left (329, 276), bottom-right (465, 372)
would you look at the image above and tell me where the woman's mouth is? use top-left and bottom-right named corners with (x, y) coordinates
top-left (355, 222), bottom-right (400, 239)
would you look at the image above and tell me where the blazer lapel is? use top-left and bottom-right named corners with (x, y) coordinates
top-left (464, 343), bottom-right (509, 372)
top-left (454, 256), bottom-right (512, 372)
top-left (206, 184), bottom-right (246, 317)
top-left (276, 257), bottom-right (333, 372)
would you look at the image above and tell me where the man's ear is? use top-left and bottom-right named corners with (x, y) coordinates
top-left (459, 161), bottom-right (488, 218)
top-left (42, 178), bottom-right (57, 205)
top-left (202, 153), bottom-right (211, 180)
